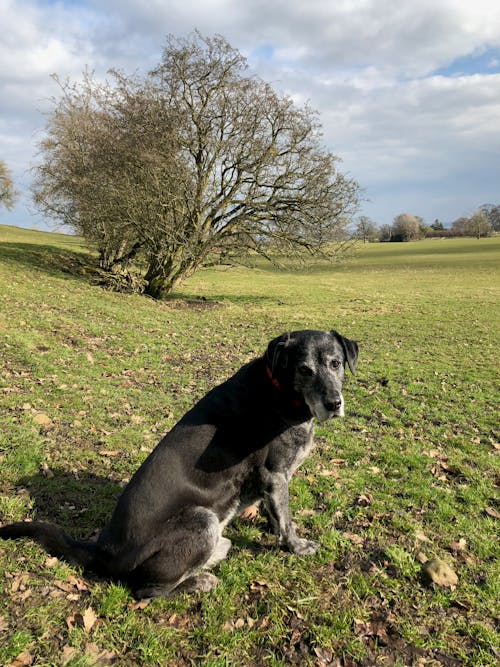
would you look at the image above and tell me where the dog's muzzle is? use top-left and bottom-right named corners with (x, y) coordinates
top-left (306, 394), bottom-right (345, 422)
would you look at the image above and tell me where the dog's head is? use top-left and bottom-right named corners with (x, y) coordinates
top-left (265, 330), bottom-right (358, 422)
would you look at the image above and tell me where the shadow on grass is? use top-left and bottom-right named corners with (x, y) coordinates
top-left (0, 241), bottom-right (95, 283)
top-left (168, 291), bottom-right (280, 307)
top-left (18, 469), bottom-right (122, 538)
top-left (15, 470), bottom-right (270, 555)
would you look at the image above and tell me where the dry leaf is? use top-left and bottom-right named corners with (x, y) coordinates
top-left (33, 413), bottom-right (52, 426)
top-left (415, 530), bottom-right (430, 543)
top-left (342, 531), bottom-right (364, 545)
top-left (131, 414), bottom-right (145, 424)
top-left (67, 575), bottom-right (89, 591)
top-left (449, 538), bottom-right (467, 553)
top-left (99, 450), bottom-right (119, 457)
top-left (41, 462), bottom-right (54, 478)
top-left (66, 607), bottom-right (97, 633)
top-left (85, 643), bottom-right (117, 665)
top-left (7, 649), bottom-right (33, 667)
top-left (61, 646), bottom-right (77, 665)
top-left (356, 494), bottom-right (372, 507)
top-left (485, 507), bottom-right (500, 519)
top-left (82, 607), bottom-right (98, 633)
top-left (314, 646), bottom-right (340, 666)
top-left (54, 580), bottom-right (74, 593)
top-left (129, 599), bottom-right (150, 610)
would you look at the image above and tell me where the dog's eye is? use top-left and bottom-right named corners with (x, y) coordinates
top-left (331, 359), bottom-right (341, 369)
top-left (298, 365), bottom-right (313, 377)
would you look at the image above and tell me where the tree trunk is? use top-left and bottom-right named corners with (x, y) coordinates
top-left (143, 253), bottom-right (195, 299)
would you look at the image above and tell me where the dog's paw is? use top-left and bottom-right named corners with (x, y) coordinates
top-left (291, 538), bottom-right (319, 556)
top-left (178, 572), bottom-right (219, 593)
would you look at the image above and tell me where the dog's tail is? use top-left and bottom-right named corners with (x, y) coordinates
top-left (0, 521), bottom-right (105, 572)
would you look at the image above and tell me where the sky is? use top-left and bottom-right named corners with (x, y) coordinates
top-left (1, 0), bottom-right (499, 231)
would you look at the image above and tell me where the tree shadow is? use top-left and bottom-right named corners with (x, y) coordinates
top-left (0, 241), bottom-right (95, 284)
top-left (168, 291), bottom-right (279, 307)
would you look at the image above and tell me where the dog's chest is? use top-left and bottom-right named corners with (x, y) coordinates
top-left (283, 421), bottom-right (314, 480)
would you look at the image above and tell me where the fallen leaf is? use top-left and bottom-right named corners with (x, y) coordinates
top-left (342, 531), bottom-right (364, 545)
top-left (485, 507), bottom-right (500, 519)
top-left (61, 646), bottom-right (77, 665)
top-left (33, 413), bottom-right (52, 426)
top-left (421, 558), bottom-right (458, 588)
top-left (314, 646), bottom-right (336, 666)
top-left (130, 414), bottom-right (145, 424)
top-left (41, 462), bottom-right (54, 478)
top-left (66, 607), bottom-right (97, 633)
top-left (99, 450), bottom-right (119, 457)
top-left (82, 607), bottom-right (98, 633)
top-left (11, 574), bottom-right (29, 593)
top-left (330, 458), bottom-right (346, 466)
top-left (129, 599), bottom-right (150, 610)
top-left (85, 643), bottom-right (117, 665)
top-left (449, 538), bottom-right (467, 553)
top-left (415, 530), bottom-right (431, 543)
top-left (67, 575), bottom-right (89, 591)
top-left (54, 580), bottom-right (75, 593)
top-left (7, 649), bottom-right (33, 667)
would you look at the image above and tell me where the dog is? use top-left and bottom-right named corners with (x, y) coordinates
top-left (0, 329), bottom-right (358, 598)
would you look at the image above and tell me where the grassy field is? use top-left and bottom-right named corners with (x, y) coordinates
top-left (0, 224), bottom-right (498, 666)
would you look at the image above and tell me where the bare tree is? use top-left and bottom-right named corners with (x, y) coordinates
top-left (0, 160), bottom-right (17, 211)
top-left (452, 211), bottom-right (492, 238)
top-left (33, 33), bottom-right (360, 298)
top-left (354, 215), bottom-right (378, 243)
top-left (391, 213), bottom-right (422, 242)
top-left (479, 204), bottom-right (500, 232)
top-left (465, 211), bottom-right (492, 238)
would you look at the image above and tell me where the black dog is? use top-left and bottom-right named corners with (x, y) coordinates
top-left (0, 330), bottom-right (358, 598)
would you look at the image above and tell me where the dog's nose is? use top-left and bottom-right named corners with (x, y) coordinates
top-left (324, 399), bottom-right (342, 413)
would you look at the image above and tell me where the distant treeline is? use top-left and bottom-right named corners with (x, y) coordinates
top-left (354, 205), bottom-right (499, 242)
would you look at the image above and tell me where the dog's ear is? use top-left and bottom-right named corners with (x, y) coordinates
top-left (265, 332), bottom-right (292, 373)
top-left (331, 331), bottom-right (358, 375)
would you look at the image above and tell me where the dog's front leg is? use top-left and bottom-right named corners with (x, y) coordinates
top-left (262, 471), bottom-right (318, 556)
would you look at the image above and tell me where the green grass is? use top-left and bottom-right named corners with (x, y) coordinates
top-left (0, 224), bottom-right (499, 666)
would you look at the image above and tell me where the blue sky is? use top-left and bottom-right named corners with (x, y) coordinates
top-left (433, 47), bottom-right (500, 77)
top-left (1, 0), bottom-right (499, 231)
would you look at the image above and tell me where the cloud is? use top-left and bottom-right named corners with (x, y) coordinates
top-left (1, 0), bottom-right (499, 230)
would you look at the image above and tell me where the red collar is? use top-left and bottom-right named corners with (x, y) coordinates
top-left (265, 364), bottom-right (303, 410)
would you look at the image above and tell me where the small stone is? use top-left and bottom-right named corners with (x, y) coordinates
top-left (422, 558), bottom-right (458, 588)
